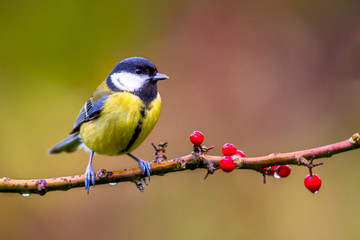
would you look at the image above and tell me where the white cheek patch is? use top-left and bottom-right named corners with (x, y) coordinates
top-left (110, 72), bottom-right (147, 92)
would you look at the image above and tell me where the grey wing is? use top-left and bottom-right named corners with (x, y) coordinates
top-left (70, 95), bottom-right (109, 134)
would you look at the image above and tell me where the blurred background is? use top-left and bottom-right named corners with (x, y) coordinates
top-left (0, 0), bottom-right (360, 239)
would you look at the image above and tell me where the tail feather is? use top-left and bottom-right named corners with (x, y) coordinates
top-left (48, 133), bottom-right (82, 154)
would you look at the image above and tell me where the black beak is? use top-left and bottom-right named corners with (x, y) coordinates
top-left (151, 72), bottom-right (169, 81)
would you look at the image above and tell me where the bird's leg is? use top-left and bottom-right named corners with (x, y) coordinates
top-left (85, 150), bottom-right (96, 193)
top-left (128, 153), bottom-right (151, 180)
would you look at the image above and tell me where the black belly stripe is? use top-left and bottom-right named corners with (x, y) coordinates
top-left (123, 106), bottom-right (146, 153)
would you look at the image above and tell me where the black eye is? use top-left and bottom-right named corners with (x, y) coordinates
top-left (135, 69), bottom-right (143, 74)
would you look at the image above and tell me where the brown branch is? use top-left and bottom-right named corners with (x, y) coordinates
top-left (1, 133), bottom-right (359, 196)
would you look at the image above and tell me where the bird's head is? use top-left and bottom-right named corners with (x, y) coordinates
top-left (107, 57), bottom-right (168, 95)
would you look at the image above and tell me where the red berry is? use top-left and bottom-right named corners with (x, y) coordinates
top-left (263, 166), bottom-right (278, 176)
top-left (275, 165), bottom-right (291, 178)
top-left (222, 143), bottom-right (237, 156)
top-left (304, 174), bottom-right (322, 193)
top-left (219, 156), bottom-right (236, 172)
top-left (234, 149), bottom-right (245, 158)
top-left (190, 131), bottom-right (204, 145)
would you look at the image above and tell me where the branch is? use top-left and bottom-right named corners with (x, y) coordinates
top-left (1, 133), bottom-right (359, 196)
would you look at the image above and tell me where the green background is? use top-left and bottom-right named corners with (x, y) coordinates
top-left (0, 1), bottom-right (360, 239)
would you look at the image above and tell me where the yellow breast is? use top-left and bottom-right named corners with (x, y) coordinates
top-left (80, 91), bottom-right (161, 156)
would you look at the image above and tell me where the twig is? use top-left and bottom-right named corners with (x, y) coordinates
top-left (0, 133), bottom-right (359, 196)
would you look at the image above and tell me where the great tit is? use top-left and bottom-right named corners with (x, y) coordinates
top-left (48, 57), bottom-right (168, 192)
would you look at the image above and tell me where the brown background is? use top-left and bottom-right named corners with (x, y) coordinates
top-left (0, 0), bottom-right (359, 239)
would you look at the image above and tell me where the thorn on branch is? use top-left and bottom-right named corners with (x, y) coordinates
top-left (201, 146), bottom-right (214, 154)
top-left (260, 167), bottom-right (273, 184)
top-left (296, 156), bottom-right (323, 176)
top-left (203, 160), bottom-right (218, 180)
top-left (151, 142), bottom-right (168, 163)
top-left (263, 172), bottom-right (266, 184)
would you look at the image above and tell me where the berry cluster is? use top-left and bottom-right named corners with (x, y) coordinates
top-left (189, 131), bottom-right (246, 173)
top-left (190, 130), bottom-right (323, 194)
top-left (262, 164), bottom-right (322, 194)
top-left (219, 143), bottom-right (246, 172)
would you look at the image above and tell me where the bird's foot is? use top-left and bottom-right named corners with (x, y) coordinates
top-left (127, 153), bottom-right (151, 182)
top-left (85, 164), bottom-right (96, 193)
top-left (137, 159), bottom-right (151, 180)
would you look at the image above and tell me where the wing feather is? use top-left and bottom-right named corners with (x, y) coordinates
top-left (70, 95), bottom-right (109, 134)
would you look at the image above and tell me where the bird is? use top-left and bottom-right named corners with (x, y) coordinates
top-left (48, 57), bottom-right (168, 193)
